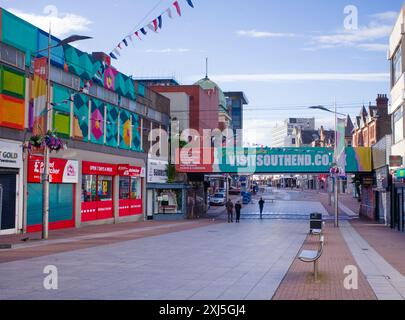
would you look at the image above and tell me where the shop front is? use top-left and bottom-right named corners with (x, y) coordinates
top-left (27, 155), bottom-right (79, 232)
top-left (0, 139), bottom-right (23, 235)
top-left (81, 161), bottom-right (116, 222)
top-left (118, 164), bottom-right (144, 217)
top-left (392, 168), bottom-right (405, 232)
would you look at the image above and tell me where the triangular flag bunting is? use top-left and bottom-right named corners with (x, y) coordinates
top-left (158, 15), bottom-right (163, 29)
top-left (123, 38), bottom-right (128, 47)
top-left (166, 7), bottom-right (173, 19)
top-left (113, 48), bottom-right (121, 56)
top-left (140, 28), bottom-right (147, 35)
top-left (186, 0), bottom-right (194, 8)
top-left (148, 23), bottom-right (156, 33)
top-left (153, 19), bottom-right (158, 32)
top-left (109, 52), bottom-right (117, 60)
top-left (173, 1), bottom-right (181, 16)
top-left (117, 42), bottom-right (123, 49)
top-left (135, 31), bottom-right (142, 40)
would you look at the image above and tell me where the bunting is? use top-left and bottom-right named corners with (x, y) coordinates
top-left (109, 0), bottom-right (196, 60)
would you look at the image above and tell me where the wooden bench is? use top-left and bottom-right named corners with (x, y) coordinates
top-left (298, 236), bottom-right (325, 282)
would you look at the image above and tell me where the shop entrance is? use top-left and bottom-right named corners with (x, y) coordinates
top-left (0, 173), bottom-right (16, 232)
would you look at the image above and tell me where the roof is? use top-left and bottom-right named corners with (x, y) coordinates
top-left (195, 77), bottom-right (227, 110)
top-left (224, 92), bottom-right (249, 105)
top-left (300, 130), bottom-right (320, 145)
top-left (345, 115), bottom-right (354, 136)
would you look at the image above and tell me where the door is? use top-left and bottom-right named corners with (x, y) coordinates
top-left (0, 174), bottom-right (17, 232)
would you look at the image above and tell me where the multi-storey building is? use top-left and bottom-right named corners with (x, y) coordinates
top-left (224, 91), bottom-right (249, 147)
top-left (389, 5), bottom-right (405, 231)
top-left (272, 118), bottom-right (315, 147)
top-left (0, 8), bottom-right (170, 235)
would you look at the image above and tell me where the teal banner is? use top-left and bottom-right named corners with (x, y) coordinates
top-left (216, 148), bottom-right (334, 174)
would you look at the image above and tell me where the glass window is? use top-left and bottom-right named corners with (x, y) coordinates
top-left (0, 42), bottom-right (25, 70)
top-left (98, 176), bottom-right (113, 201)
top-left (131, 177), bottom-right (142, 200)
top-left (119, 177), bottom-right (130, 200)
top-left (82, 175), bottom-right (97, 202)
top-left (394, 106), bottom-right (404, 144)
top-left (393, 46), bottom-right (403, 85)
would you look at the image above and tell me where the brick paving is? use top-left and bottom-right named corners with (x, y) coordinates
top-left (273, 221), bottom-right (377, 300)
top-left (0, 220), bottom-right (218, 263)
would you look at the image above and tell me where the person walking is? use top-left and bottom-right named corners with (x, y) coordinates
top-left (235, 201), bottom-right (242, 223)
top-left (259, 198), bottom-right (265, 220)
top-left (226, 199), bottom-right (234, 223)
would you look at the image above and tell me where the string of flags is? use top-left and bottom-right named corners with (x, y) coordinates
top-left (109, 0), bottom-right (195, 60)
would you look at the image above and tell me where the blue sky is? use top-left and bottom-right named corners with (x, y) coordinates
top-left (1, 0), bottom-right (403, 145)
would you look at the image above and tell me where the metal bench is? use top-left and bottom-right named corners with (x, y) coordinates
top-left (298, 236), bottom-right (325, 282)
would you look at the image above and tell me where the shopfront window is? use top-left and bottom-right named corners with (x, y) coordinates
top-left (131, 177), bottom-right (142, 200)
top-left (154, 189), bottom-right (183, 214)
top-left (82, 175), bottom-right (97, 202)
top-left (119, 177), bottom-right (130, 200)
top-left (98, 176), bottom-right (113, 201)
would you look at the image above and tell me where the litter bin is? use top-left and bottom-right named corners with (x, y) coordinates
top-left (310, 213), bottom-right (323, 233)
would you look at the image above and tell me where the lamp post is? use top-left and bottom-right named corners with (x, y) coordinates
top-left (36, 28), bottom-right (92, 240)
top-left (309, 103), bottom-right (346, 228)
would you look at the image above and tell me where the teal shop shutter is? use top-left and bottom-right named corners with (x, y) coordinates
top-left (27, 184), bottom-right (74, 226)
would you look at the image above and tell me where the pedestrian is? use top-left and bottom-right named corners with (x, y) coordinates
top-left (226, 199), bottom-right (234, 223)
top-left (259, 198), bottom-right (265, 220)
top-left (235, 201), bottom-right (242, 223)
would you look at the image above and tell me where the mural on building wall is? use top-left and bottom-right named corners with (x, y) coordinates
top-left (120, 109), bottom-right (132, 149)
top-left (104, 67), bottom-right (118, 91)
top-left (90, 99), bottom-right (105, 145)
top-left (132, 113), bottom-right (142, 151)
top-left (106, 104), bottom-right (119, 147)
top-left (73, 94), bottom-right (89, 141)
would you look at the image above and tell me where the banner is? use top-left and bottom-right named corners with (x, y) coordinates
top-left (32, 58), bottom-right (47, 135)
top-left (336, 118), bottom-right (347, 176)
top-left (28, 156), bottom-right (79, 183)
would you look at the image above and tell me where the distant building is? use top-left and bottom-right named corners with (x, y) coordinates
top-left (224, 92), bottom-right (249, 146)
top-left (293, 126), bottom-right (335, 148)
top-left (352, 95), bottom-right (391, 148)
top-left (272, 118), bottom-right (315, 147)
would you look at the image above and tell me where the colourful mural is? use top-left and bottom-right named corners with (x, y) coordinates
top-left (132, 113), bottom-right (142, 152)
top-left (90, 99), bottom-right (105, 144)
top-left (106, 104), bottom-right (119, 147)
top-left (345, 147), bottom-right (372, 173)
top-left (104, 67), bottom-right (118, 91)
top-left (120, 109), bottom-right (132, 149)
top-left (73, 94), bottom-right (89, 141)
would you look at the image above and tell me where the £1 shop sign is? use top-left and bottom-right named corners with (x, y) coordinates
top-left (28, 156), bottom-right (79, 184)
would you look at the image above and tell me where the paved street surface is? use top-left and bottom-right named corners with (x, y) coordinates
top-left (1, 189), bottom-right (405, 300)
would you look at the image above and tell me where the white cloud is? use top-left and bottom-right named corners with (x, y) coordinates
top-left (9, 5), bottom-right (92, 38)
top-left (370, 11), bottom-right (398, 23)
top-left (189, 72), bottom-right (389, 83)
top-left (308, 11), bottom-right (396, 52)
top-left (236, 29), bottom-right (296, 38)
top-left (144, 48), bottom-right (191, 53)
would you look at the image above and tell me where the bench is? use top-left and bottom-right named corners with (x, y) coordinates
top-left (298, 236), bottom-right (325, 282)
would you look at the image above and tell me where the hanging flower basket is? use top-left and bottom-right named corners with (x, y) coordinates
top-left (28, 131), bottom-right (67, 153)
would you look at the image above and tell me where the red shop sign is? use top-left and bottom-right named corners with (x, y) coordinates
top-left (118, 164), bottom-right (144, 177)
top-left (28, 156), bottom-right (79, 183)
top-left (82, 161), bottom-right (118, 176)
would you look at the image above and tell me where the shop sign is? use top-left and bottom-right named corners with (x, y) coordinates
top-left (147, 159), bottom-right (168, 183)
top-left (390, 156), bottom-right (403, 168)
top-left (0, 140), bottom-right (22, 168)
top-left (28, 156), bottom-right (79, 183)
top-left (397, 169), bottom-right (405, 179)
top-left (118, 164), bottom-right (145, 177)
top-left (82, 161), bottom-right (117, 176)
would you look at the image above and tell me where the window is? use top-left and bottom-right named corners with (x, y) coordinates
top-left (98, 176), bottom-right (113, 201)
top-left (392, 46), bottom-right (403, 85)
top-left (0, 42), bottom-right (25, 70)
top-left (89, 84), bottom-right (119, 105)
top-left (50, 66), bottom-right (80, 90)
top-left (119, 177), bottom-right (130, 200)
top-left (82, 175), bottom-right (97, 202)
top-left (394, 106), bottom-right (404, 144)
top-left (131, 177), bottom-right (142, 200)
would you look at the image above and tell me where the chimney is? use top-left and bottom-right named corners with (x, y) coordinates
top-left (376, 94), bottom-right (388, 109)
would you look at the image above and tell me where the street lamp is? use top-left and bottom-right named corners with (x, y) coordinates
top-left (309, 103), bottom-right (346, 228)
top-left (37, 29), bottom-right (92, 240)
